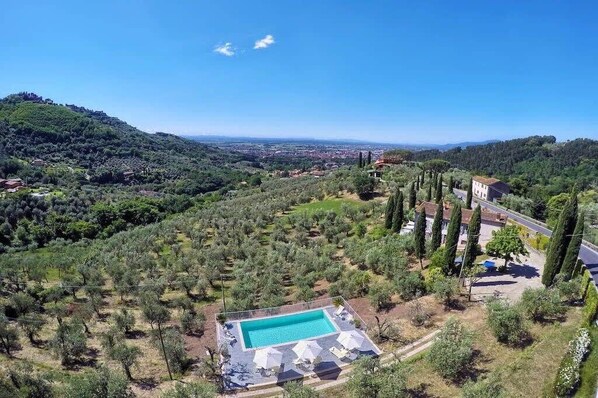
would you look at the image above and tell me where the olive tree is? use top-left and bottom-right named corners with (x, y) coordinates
top-left (428, 318), bottom-right (473, 380)
top-left (49, 320), bottom-right (87, 366)
top-left (63, 366), bottom-right (134, 398)
top-left (0, 315), bottom-right (19, 357)
top-left (486, 298), bottom-right (529, 346)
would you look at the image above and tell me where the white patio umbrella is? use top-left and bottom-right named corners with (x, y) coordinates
top-left (292, 340), bottom-right (323, 361)
top-left (337, 330), bottom-right (364, 351)
top-left (253, 347), bottom-right (283, 369)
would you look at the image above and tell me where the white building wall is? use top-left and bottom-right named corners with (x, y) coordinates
top-left (423, 216), bottom-right (502, 247)
top-left (472, 180), bottom-right (489, 200)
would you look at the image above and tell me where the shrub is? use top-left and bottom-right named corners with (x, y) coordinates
top-left (408, 297), bottom-right (431, 327)
top-left (428, 246), bottom-right (447, 269)
top-left (462, 376), bottom-right (505, 398)
top-left (180, 310), bottom-right (206, 336)
top-left (424, 267), bottom-right (444, 291)
top-left (554, 275), bottom-right (581, 303)
top-left (519, 287), bottom-right (566, 322)
top-left (160, 381), bottom-right (217, 398)
top-left (486, 298), bottom-right (529, 346)
top-left (395, 271), bottom-right (425, 300)
top-left (282, 381), bottom-right (320, 398)
top-left (554, 328), bottom-right (591, 397)
top-left (432, 276), bottom-right (460, 308)
top-left (347, 356), bottom-right (409, 398)
top-left (428, 318), bottom-right (473, 380)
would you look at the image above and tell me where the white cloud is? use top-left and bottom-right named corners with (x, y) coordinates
top-left (214, 42), bottom-right (235, 56)
top-left (253, 34), bottom-right (275, 49)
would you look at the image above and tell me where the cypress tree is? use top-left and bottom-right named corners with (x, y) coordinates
top-left (431, 202), bottom-right (443, 253)
top-left (463, 205), bottom-right (482, 269)
top-left (432, 172), bottom-right (438, 192)
top-left (416, 175), bottom-right (420, 191)
top-left (384, 195), bottom-right (395, 229)
top-left (409, 182), bottom-right (416, 209)
top-left (358, 152), bottom-right (363, 168)
top-left (465, 178), bottom-right (473, 209)
top-left (560, 211), bottom-right (584, 280)
top-left (426, 183), bottom-right (432, 202)
top-left (367, 151), bottom-right (372, 165)
top-left (448, 176), bottom-right (454, 194)
top-left (415, 208), bottom-right (427, 269)
top-left (444, 204), bottom-right (462, 275)
top-left (421, 170), bottom-right (425, 185)
top-left (392, 192), bottom-right (404, 233)
top-left (435, 174), bottom-right (443, 203)
top-left (542, 190), bottom-right (578, 286)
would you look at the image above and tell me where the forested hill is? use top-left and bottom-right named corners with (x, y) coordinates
top-left (412, 135), bottom-right (598, 193)
top-left (0, 92), bottom-right (255, 188)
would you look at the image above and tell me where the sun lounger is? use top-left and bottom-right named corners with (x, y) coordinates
top-left (294, 358), bottom-right (310, 370)
top-left (312, 356), bottom-right (322, 368)
top-left (256, 367), bottom-right (272, 377)
top-left (329, 346), bottom-right (349, 359)
top-left (334, 305), bottom-right (346, 317)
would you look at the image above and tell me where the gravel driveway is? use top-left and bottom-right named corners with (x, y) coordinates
top-left (466, 246), bottom-right (545, 303)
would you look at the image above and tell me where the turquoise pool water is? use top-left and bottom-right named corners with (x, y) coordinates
top-left (240, 309), bottom-right (337, 349)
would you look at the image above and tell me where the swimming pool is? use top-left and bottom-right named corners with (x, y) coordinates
top-left (239, 309), bottom-right (338, 349)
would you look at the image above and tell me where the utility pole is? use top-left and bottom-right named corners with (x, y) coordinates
top-left (458, 233), bottom-right (480, 286)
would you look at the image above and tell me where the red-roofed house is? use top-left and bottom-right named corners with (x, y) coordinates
top-left (415, 201), bottom-right (508, 247)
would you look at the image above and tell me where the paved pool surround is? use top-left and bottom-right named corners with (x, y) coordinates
top-left (218, 305), bottom-right (382, 391)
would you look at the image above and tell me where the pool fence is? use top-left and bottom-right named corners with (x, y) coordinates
top-left (215, 296), bottom-right (368, 331)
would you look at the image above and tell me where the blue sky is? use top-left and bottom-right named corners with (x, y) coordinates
top-left (1, 1), bottom-right (597, 144)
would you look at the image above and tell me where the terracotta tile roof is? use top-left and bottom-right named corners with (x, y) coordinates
top-left (415, 201), bottom-right (507, 225)
top-left (473, 176), bottom-right (503, 186)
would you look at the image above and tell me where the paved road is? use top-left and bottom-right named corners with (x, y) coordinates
top-left (454, 190), bottom-right (598, 287)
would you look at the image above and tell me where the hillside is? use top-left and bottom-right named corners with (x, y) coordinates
top-left (412, 135), bottom-right (598, 196)
top-left (0, 92), bottom-right (254, 188)
top-left (0, 93), bottom-right (259, 250)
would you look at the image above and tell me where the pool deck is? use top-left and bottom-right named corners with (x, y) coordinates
top-left (218, 306), bottom-right (382, 391)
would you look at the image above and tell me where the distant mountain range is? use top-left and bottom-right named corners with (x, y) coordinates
top-left (184, 134), bottom-right (500, 150)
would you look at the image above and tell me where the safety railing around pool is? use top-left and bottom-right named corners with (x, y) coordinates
top-left (215, 296), bottom-right (368, 331)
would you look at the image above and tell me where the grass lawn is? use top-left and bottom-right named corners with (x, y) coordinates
top-left (290, 197), bottom-right (362, 215)
top-left (405, 307), bottom-right (584, 397)
top-left (328, 307), bottom-right (587, 398)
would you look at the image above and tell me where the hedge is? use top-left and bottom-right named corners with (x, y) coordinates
top-left (580, 269), bottom-right (598, 326)
top-left (554, 328), bottom-right (591, 397)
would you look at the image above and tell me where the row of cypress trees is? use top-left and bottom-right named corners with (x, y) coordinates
top-left (542, 188), bottom-right (585, 286)
top-left (385, 182), bottom-right (419, 233)
top-left (384, 187), bottom-right (404, 233)
top-left (357, 151), bottom-right (373, 168)
top-left (401, 168), bottom-right (485, 276)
